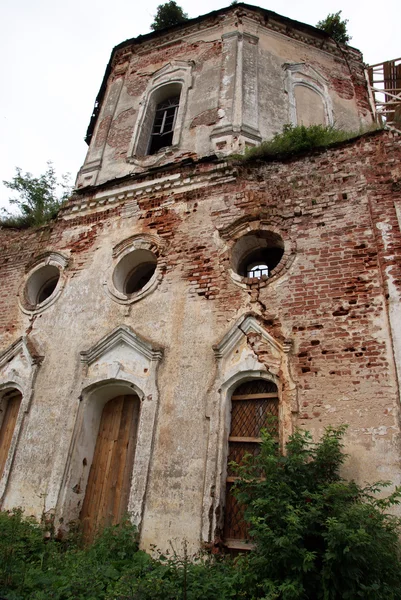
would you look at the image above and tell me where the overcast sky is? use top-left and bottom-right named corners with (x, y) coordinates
top-left (0, 0), bottom-right (399, 211)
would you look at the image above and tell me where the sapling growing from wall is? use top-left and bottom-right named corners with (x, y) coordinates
top-left (316, 11), bottom-right (351, 44)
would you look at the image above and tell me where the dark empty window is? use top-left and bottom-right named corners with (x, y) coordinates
top-left (125, 262), bottom-right (157, 295)
top-left (37, 276), bottom-right (59, 304)
top-left (148, 96), bottom-right (180, 155)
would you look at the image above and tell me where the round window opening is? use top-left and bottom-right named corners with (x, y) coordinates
top-left (25, 265), bottom-right (61, 307)
top-left (113, 249), bottom-right (157, 296)
top-left (232, 231), bottom-right (284, 280)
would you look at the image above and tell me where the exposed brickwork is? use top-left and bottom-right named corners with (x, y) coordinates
top-left (190, 108), bottom-right (220, 129)
top-left (2, 129), bottom-right (401, 551)
top-left (107, 108), bottom-right (137, 159)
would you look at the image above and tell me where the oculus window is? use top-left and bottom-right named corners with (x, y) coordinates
top-left (232, 231), bottom-right (284, 280)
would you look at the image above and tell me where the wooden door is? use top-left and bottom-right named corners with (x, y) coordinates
top-left (223, 380), bottom-right (278, 548)
top-left (80, 394), bottom-right (139, 542)
top-left (0, 392), bottom-right (22, 479)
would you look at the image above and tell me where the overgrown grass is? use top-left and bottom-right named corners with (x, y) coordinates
top-left (0, 510), bottom-right (238, 600)
top-left (2, 426), bottom-right (401, 600)
top-left (237, 123), bottom-right (380, 162)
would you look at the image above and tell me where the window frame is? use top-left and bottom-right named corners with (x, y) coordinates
top-left (148, 94), bottom-right (181, 155)
top-left (223, 380), bottom-right (279, 551)
top-left (127, 61), bottom-right (193, 167)
top-left (0, 389), bottom-right (22, 481)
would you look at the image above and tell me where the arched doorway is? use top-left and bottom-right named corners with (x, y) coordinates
top-left (80, 394), bottom-right (139, 541)
top-left (0, 389), bottom-right (22, 479)
top-left (223, 379), bottom-right (279, 549)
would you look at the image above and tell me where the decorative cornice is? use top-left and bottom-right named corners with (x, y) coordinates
top-left (213, 314), bottom-right (291, 359)
top-left (0, 337), bottom-right (44, 368)
top-left (63, 163), bottom-right (236, 219)
top-left (80, 325), bottom-right (163, 365)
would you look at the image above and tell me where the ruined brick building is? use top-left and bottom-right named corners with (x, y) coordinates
top-left (1, 3), bottom-right (401, 552)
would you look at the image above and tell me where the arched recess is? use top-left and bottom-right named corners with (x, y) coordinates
top-left (201, 314), bottom-right (297, 548)
top-left (0, 337), bottom-right (43, 503)
top-left (78, 385), bottom-right (141, 541)
top-left (57, 326), bottom-right (163, 537)
top-left (284, 63), bottom-right (333, 127)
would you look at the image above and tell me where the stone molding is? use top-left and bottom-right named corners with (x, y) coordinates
top-left (58, 325), bottom-right (163, 534)
top-left (62, 163), bottom-right (236, 219)
top-left (18, 251), bottom-right (69, 316)
top-left (0, 337), bottom-right (43, 500)
top-left (201, 314), bottom-right (297, 544)
top-left (284, 62), bottom-right (334, 127)
top-left (80, 325), bottom-right (163, 366)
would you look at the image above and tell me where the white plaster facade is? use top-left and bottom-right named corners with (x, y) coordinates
top-left (2, 4), bottom-right (401, 556)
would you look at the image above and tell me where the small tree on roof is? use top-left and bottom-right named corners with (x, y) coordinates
top-left (316, 10), bottom-right (351, 44)
top-left (150, 1), bottom-right (189, 31)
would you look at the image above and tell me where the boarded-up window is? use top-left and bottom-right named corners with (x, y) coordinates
top-left (223, 380), bottom-right (278, 549)
top-left (295, 85), bottom-right (326, 127)
top-left (80, 394), bottom-right (139, 542)
top-left (0, 391), bottom-right (22, 479)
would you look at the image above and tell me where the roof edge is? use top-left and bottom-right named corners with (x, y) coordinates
top-left (85, 3), bottom-right (362, 145)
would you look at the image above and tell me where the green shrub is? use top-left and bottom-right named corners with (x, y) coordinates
top-left (108, 545), bottom-right (238, 600)
top-left (233, 426), bottom-right (401, 599)
top-left (316, 11), bottom-right (351, 44)
top-left (0, 512), bottom-right (139, 600)
top-left (2, 427), bottom-right (401, 600)
top-left (239, 124), bottom-right (370, 162)
top-left (1, 162), bottom-right (71, 229)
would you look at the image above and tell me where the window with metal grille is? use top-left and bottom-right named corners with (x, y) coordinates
top-left (148, 96), bottom-right (180, 155)
top-left (223, 379), bottom-right (279, 550)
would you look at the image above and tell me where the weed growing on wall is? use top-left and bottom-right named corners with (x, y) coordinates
top-left (238, 124), bottom-right (379, 162)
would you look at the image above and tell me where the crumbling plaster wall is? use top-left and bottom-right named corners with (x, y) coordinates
top-left (78, 8), bottom-right (371, 189)
top-left (1, 130), bottom-right (400, 552)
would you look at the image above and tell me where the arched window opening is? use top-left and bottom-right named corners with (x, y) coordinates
top-left (80, 394), bottom-right (140, 542)
top-left (134, 82), bottom-right (182, 157)
top-left (148, 95), bottom-right (180, 155)
top-left (224, 379), bottom-right (279, 550)
top-left (0, 389), bottom-right (22, 479)
top-left (246, 263), bottom-right (269, 279)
